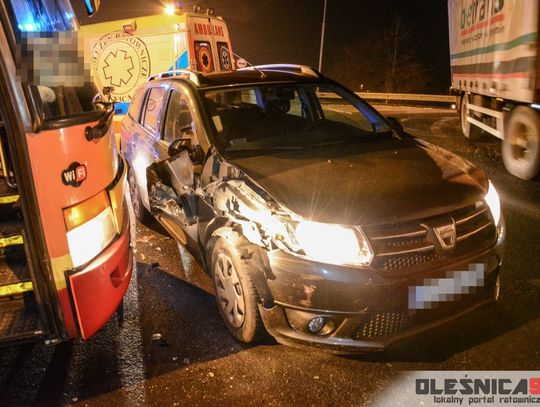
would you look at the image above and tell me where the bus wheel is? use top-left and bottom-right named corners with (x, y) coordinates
top-left (128, 168), bottom-right (151, 222)
top-left (503, 106), bottom-right (540, 180)
top-left (461, 93), bottom-right (482, 140)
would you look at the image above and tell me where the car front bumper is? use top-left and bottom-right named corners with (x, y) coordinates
top-left (259, 230), bottom-right (504, 354)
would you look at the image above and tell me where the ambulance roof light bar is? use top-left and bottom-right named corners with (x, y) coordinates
top-left (239, 64), bottom-right (321, 78)
top-left (148, 70), bottom-right (201, 86)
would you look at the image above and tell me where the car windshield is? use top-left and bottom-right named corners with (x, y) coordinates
top-left (202, 83), bottom-right (393, 153)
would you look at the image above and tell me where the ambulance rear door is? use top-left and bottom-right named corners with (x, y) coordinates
top-left (187, 14), bottom-right (233, 73)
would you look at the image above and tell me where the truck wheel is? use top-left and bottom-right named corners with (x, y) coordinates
top-left (211, 237), bottom-right (266, 343)
top-left (128, 168), bottom-right (151, 222)
top-left (503, 106), bottom-right (540, 180)
top-left (460, 94), bottom-right (482, 140)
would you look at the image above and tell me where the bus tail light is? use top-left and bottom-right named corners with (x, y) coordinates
top-left (64, 192), bottom-right (117, 267)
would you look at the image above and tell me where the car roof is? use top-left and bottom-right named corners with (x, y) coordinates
top-left (148, 65), bottom-right (324, 90)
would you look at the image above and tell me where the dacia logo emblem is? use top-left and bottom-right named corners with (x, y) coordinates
top-left (433, 222), bottom-right (457, 251)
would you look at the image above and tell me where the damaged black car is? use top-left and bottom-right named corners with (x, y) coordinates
top-left (121, 65), bottom-right (504, 353)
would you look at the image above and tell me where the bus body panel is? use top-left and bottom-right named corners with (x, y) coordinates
top-left (26, 123), bottom-right (117, 258)
top-left (25, 122), bottom-right (130, 339)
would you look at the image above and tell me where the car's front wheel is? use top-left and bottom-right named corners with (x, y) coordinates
top-left (211, 237), bottom-right (266, 343)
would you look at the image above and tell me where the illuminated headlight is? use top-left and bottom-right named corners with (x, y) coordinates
top-left (164, 4), bottom-right (176, 15)
top-left (279, 221), bottom-right (373, 267)
top-left (64, 192), bottom-right (117, 267)
top-left (485, 180), bottom-right (501, 226)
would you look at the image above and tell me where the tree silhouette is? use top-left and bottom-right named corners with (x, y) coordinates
top-left (328, 17), bottom-right (431, 93)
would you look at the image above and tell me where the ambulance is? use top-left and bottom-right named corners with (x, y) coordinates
top-left (79, 7), bottom-right (235, 118)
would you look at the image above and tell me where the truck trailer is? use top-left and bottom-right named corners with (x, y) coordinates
top-left (448, 0), bottom-right (540, 180)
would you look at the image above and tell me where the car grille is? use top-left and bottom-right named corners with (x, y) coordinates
top-left (364, 203), bottom-right (497, 275)
top-left (356, 312), bottom-right (412, 340)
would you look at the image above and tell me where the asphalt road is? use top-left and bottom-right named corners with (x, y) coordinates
top-left (1, 106), bottom-right (539, 407)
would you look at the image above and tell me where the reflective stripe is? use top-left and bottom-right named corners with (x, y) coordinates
top-left (0, 235), bottom-right (23, 248)
top-left (0, 195), bottom-right (19, 204)
top-left (450, 32), bottom-right (537, 60)
top-left (0, 281), bottom-right (33, 297)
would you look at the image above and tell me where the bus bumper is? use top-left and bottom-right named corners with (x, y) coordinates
top-left (68, 211), bottom-right (133, 339)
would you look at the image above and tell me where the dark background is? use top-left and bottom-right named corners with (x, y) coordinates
top-left (73, 0), bottom-right (451, 93)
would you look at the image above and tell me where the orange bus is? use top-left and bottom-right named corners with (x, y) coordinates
top-left (0, 0), bottom-right (133, 345)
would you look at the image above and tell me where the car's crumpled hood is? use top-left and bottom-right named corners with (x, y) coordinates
top-left (228, 138), bottom-right (488, 226)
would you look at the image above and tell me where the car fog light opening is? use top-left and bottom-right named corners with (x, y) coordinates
top-left (308, 316), bottom-right (325, 333)
top-left (307, 316), bottom-right (334, 335)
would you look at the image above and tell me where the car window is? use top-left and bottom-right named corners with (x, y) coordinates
top-left (128, 88), bottom-right (145, 122)
top-left (315, 88), bottom-right (386, 132)
top-left (142, 87), bottom-right (167, 135)
top-left (163, 91), bottom-right (195, 144)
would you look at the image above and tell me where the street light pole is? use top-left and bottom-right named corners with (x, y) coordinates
top-left (318, 0), bottom-right (327, 73)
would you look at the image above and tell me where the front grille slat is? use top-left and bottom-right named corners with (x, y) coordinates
top-left (456, 219), bottom-right (493, 242)
top-left (454, 206), bottom-right (488, 225)
top-left (377, 242), bottom-right (435, 257)
top-left (365, 203), bottom-right (497, 274)
top-left (369, 226), bottom-right (426, 241)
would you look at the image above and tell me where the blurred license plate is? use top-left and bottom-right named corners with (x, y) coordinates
top-left (408, 263), bottom-right (485, 310)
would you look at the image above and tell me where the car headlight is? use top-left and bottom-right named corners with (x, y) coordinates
top-left (485, 180), bottom-right (501, 226)
top-left (64, 192), bottom-right (117, 267)
top-left (277, 220), bottom-right (373, 267)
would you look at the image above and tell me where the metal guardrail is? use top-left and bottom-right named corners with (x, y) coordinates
top-left (319, 92), bottom-right (455, 104)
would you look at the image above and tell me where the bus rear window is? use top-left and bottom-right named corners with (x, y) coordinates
top-left (11, 0), bottom-right (78, 32)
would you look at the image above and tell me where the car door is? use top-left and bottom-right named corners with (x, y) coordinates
top-left (146, 89), bottom-right (201, 246)
top-left (125, 86), bottom-right (167, 211)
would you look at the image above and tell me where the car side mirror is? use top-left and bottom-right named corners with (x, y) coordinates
top-left (387, 116), bottom-right (404, 131)
top-left (168, 138), bottom-right (205, 165)
top-left (168, 138), bottom-right (192, 157)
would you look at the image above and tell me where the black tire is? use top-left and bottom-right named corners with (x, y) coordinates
top-left (211, 237), bottom-right (266, 343)
top-left (460, 93), bottom-right (482, 140)
top-left (128, 168), bottom-right (151, 222)
top-left (502, 106), bottom-right (540, 180)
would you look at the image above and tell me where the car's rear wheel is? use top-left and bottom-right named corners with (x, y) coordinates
top-left (211, 237), bottom-right (266, 343)
top-left (128, 168), bottom-right (151, 222)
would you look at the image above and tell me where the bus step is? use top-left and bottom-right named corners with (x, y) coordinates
top-left (0, 258), bottom-right (30, 292)
top-left (0, 176), bottom-right (17, 196)
top-left (0, 220), bottom-right (24, 260)
top-left (0, 219), bottom-right (23, 240)
top-left (0, 298), bottom-right (43, 346)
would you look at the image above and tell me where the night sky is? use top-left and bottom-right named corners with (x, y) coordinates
top-left (73, 0), bottom-right (451, 93)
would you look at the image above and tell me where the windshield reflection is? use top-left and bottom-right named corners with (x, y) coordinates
top-left (202, 84), bottom-right (393, 153)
